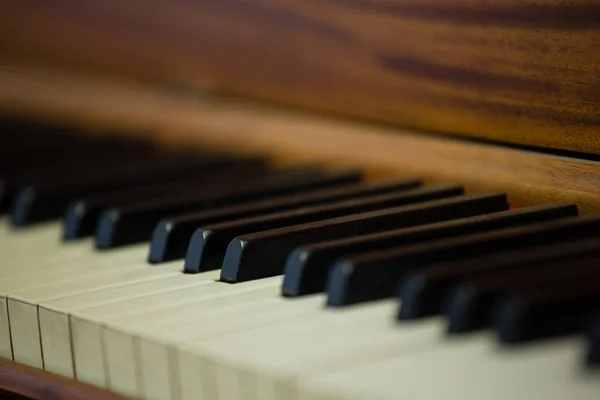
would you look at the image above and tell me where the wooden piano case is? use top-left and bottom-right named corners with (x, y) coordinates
top-left (0, 0), bottom-right (599, 398)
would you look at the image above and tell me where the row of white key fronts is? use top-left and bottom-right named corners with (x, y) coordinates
top-left (0, 218), bottom-right (598, 400)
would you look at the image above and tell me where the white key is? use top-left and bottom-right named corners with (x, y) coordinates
top-left (0, 217), bottom-right (10, 239)
top-left (0, 238), bottom-right (98, 360)
top-left (99, 278), bottom-right (281, 399)
top-left (39, 266), bottom-right (219, 378)
top-left (174, 298), bottom-right (442, 400)
top-left (0, 243), bottom-right (148, 361)
top-left (69, 273), bottom-right (222, 389)
top-left (7, 254), bottom-right (179, 368)
top-left (298, 334), bottom-right (600, 400)
top-left (0, 222), bottom-right (63, 259)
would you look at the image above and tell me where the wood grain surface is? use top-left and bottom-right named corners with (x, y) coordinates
top-left (0, 358), bottom-right (128, 400)
top-left (1, 65), bottom-right (599, 213)
top-left (0, 1), bottom-right (599, 154)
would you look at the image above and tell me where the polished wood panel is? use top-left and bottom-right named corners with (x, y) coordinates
top-left (0, 358), bottom-right (127, 400)
top-left (0, 1), bottom-right (599, 154)
top-left (1, 65), bottom-right (599, 213)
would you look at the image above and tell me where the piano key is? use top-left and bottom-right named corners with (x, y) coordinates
top-left (0, 221), bottom-right (63, 257)
top-left (2, 141), bottom-right (159, 208)
top-left (68, 277), bottom-right (281, 391)
top-left (494, 278), bottom-right (600, 344)
top-left (283, 203), bottom-right (574, 297)
top-left (587, 312), bottom-right (600, 366)
top-left (148, 178), bottom-right (421, 263)
top-left (95, 168), bottom-right (362, 249)
top-left (222, 192), bottom-right (509, 283)
top-left (0, 243), bottom-right (150, 362)
top-left (326, 214), bottom-right (600, 307)
top-left (7, 260), bottom-right (183, 369)
top-left (445, 254), bottom-right (600, 334)
top-left (39, 268), bottom-right (220, 378)
top-left (69, 279), bottom-right (271, 388)
top-left (190, 184), bottom-right (465, 275)
top-left (399, 236), bottom-right (600, 321)
top-left (174, 299), bottom-right (442, 400)
top-left (100, 279), bottom-right (285, 398)
top-left (97, 281), bottom-right (431, 400)
top-left (63, 160), bottom-right (270, 240)
top-left (0, 131), bottom-right (146, 175)
top-left (298, 334), bottom-right (599, 400)
top-left (11, 153), bottom-right (248, 226)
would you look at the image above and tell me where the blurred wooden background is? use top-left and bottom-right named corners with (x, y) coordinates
top-left (1, 0), bottom-right (599, 154)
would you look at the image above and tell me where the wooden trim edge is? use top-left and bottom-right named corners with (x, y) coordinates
top-left (0, 358), bottom-right (128, 400)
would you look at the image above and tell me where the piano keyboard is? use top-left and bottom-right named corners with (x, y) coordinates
top-left (1, 118), bottom-right (599, 400)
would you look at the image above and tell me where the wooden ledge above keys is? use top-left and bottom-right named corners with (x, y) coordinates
top-left (0, 358), bottom-right (128, 400)
top-left (1, 65), bottom-right (600, 212)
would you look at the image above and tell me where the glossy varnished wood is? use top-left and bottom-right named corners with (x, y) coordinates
top-left (0, 358), bottom-right (127, 400)
top-left (1, 1), bottom-right (599, 154)
top-left (1, 66), bottom-right (600, 212)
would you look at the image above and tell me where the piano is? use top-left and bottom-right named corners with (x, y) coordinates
top-left (0, 1), bottom-right (599, 399)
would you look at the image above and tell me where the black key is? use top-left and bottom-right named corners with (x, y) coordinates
top-left (1, 133), bottom-right (151, 173)
top-left (284, 203), bottom-right (574, 297)
top-left (221, 192), bottom-right (508, 283)
top-left (11, 152), bottom-right (238, 226)
top-left (587, 311), bottom-right (600, 366)
top-left (4, 134), bottom-right (156, 178)
top-left (1, 133), bottom-right (153, 212)
top-left (326, 214), bottom-right (600, 307)
top-left (400, 232), bottom-right (600, 321)
top-left (0, 180), bottom-right (9, 213)
top-left (96, 169), bottom-right (362, 249)
top-left (445, 253), bottom-right (600, 333)
top-left (62, 159), bottom-right (269, 240)
top-left (148, 178), bottom-right (421, 263)
top-left (493, 276), bottom-right (600, 343)
top-left (186, 184), bottom-right (464, 274)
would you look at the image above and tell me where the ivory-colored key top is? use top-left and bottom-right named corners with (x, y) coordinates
top-left (0, 242), bottom-right (147, 295)
top-left (0, 222), bottom-right (63, 256)
top-left (138, 293), bottom-right (324, 400)
top-left (0, 238), bottom-right (90, 278)
top-left (39, 268), bottom-right (220, 378)
top-left (8, 263), bottom-right (182, 368)
top-left (0, 216), bottom-right (9, 238)
top-left (298, 335), bottom-right (600, 400)
top-left (0, 237), bottom-right (91, 268)
top-left (68, 273), bottom-right (221, 389)
top-left (0, 221), bottom-right (61, 244)
top-left (175, 300), bottom-right (442, 400)
top-left (70, 277), bottom-right (272, 388)
top-left (0, 244), bottom-right (148, 360)
top-left (0, 241), bottom-right (145, 277)
top-left (99, 278), bottom-right (281, 399)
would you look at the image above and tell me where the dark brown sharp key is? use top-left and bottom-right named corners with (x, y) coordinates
top-left (0, 125), bottom-right (134, 173)
top-left (587, 311), bottom-right (600, 367)
top-left (95, 169), bottom-right (362, 249)
top-left (220, 192), bottom-right (508, 282)
top-left (11, 151), bottom-right (248, 226)
top-left (399, 234), bottom-right (600, 321)
top-left (62, 160), bottom-right (270, 240)
top-left (1, 130), bottom-right (151, 212)
top-left (493, 277), bottom-right (600, 344)
top-left (148, 178), bottom-right (421, 263)
top-left (283, 203), bottom-right (574, 297)
top-left (185, 184), bottom-right (465, 274)
top-left (445, 253), bottom-right (600, 334)
top-left (325, 214), bottom-right (600, 307)
top-left (0, 180), bottom-right (9, 213)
